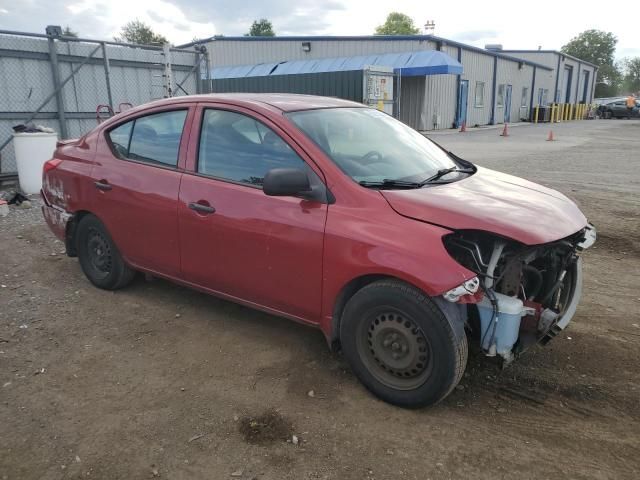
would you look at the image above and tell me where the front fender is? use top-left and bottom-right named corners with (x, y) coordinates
top-left (320, 204), bottom-right (476, 339)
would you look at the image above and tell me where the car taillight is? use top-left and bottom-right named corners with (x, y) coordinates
top-left (43, 158), bottom-right (62, 174)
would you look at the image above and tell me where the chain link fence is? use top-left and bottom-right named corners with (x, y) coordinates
top-left (0, 28), bottom-right (210, 176)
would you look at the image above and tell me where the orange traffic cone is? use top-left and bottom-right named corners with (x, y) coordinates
top-left (500, 123), bottom-right (509, 137)
top-left (459, 121), bottom-right (466, 133)
top-left (546, 130), bottom-right (555, 141)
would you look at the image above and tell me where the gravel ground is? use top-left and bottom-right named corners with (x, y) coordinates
top-left (1, 119), bottom-right (639, 480)
top-left (0, 195), bottom-right (44, 229)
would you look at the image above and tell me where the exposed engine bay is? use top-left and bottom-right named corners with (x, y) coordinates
top-left (441, 224), bottom-right (596, 363)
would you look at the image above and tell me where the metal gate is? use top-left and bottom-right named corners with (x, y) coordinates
top-left (362, 66), bottom-right (395, 115)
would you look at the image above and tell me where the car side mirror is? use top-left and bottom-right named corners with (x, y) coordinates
top-left (263, 168), bottom-right (311, 197)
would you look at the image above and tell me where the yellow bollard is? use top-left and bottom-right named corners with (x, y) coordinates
top-left (534, 105), bottom-right (539, 124)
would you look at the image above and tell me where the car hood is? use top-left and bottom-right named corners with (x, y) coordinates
top-left (380, 166), bottom-right (587, 245)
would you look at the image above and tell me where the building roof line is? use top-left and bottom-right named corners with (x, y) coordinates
top-left (501, 49), bottom-right (599, 69)
top-left (211, 49), bottom-right (463, 79)
top-left (178, 35), bottom-right (553, 70)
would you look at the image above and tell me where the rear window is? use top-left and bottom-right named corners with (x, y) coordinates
top-left (107, 110), bottom-right (187, 168)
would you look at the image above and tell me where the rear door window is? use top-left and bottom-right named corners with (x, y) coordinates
top-left (107, 110), bottom-right (188, 168)
top-left (198, 109), bottom-right (306, 187)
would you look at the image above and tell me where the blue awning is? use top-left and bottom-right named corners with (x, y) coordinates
top-left (398, 50), bottom-right (463, 76)
top-left (211, 50), bottom-right (462, 79)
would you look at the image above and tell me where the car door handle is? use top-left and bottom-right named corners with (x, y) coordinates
top-left (94, 180), bottom-right (112, 191)
top-left (188, 202), bottom-right (216, 214)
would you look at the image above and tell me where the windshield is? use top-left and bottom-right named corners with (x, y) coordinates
top-left (287, 107), bottom-right (458, 184)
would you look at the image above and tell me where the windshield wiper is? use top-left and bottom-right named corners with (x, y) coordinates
top-left (359, 167), bottom-right (475, 189)
top-left (358, 179), bottom-right (423, 189)
top-left (419, 166), bottom-right (475, 185)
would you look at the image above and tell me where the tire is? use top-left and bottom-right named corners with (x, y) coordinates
top-left (340, 280), bottom-right (467, 408)
top-left (76, 215), bottom-right (135, 290)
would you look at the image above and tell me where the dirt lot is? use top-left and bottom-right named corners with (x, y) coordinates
top-left (1, 120), bottom-right (639, 480)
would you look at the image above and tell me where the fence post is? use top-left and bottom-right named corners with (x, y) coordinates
top-left (204, 46), bottom-right (211, 94)
top-left (162, 43), bottom-right (173, 98)
top-left (47, 34), bottom-right (68, 138)
top-left (194, 49), bottom-right (202, 95)
top-left (101, 42), bottom-right (114, 110)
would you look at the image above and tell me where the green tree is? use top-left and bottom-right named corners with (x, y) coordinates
top-left (62, 26), bottom-right (78, 38)
top-left (593, 64), bottom-right (622, 97)
top-left (246, 19), bottom-right (275, 37)
top-left (115, 20), bottom-right (168, 45)
top-left (622, 57), bottom-right (640, 94)
top-left (561, 29), bottom-right (620, 97)
top-left (375, 12), bottom-right (420, 35)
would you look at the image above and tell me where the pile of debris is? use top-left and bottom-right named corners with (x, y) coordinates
top-left (0, 189), bottom-right (31, 217)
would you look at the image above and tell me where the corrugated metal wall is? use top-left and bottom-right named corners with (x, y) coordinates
top-left (398, 76), bottom-right (426, 130)
top-left (207, 38), bottom-right (438, 66)
top-left (0, 33), bottom-right (199, 174)
top-left (212, 70), bottom-right (364, 102)
top-left (495, 60), bottom-right (534, 123)
top-left (502, 51), bottom-right (597, 104)
top-left (202, 38), bottom-right (587, 131)
top-left (419, 44), bottom-right (458, 130)
top-left (561, 58), bottom-right (596, 103)
top-left (460, 49), bottom-right (494, 127)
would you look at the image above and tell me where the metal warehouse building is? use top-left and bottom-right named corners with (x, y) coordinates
top-left (186, 36), bottom-right (597, 131)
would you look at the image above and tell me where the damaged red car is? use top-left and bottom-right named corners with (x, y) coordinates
top-left (41, 94), bottom-right (596, 407)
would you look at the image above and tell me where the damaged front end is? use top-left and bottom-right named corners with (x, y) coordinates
top-left (440, 225), bottom-right (596, 364)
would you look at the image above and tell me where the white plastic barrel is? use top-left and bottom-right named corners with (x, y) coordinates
top-left (13, 132), bottom-right (58, 194)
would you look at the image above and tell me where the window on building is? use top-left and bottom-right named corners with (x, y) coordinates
top-left (497, 84), bottom-right (505, 107)
top-left (198, 109), bottom-right (306, 187)
top-left (474, 81), bottom-right (485, 107)
top-left (521, 87), bottom-right (529, 107)
top-left (107, 110), bottom-right (187, 167)
top-left (537, 88), bottom-right (550, 106)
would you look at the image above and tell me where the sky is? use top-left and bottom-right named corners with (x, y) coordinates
top-left (1, 0), bottom-right (638, 60)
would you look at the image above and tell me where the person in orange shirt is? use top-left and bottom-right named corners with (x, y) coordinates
top-left (626, 94), bottom-right (637, 112)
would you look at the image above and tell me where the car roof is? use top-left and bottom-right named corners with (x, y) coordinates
top-left (139, 93), bottom-right (363, 113)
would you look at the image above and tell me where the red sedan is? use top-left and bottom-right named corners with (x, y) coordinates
top-left (41, 94), bottom-right (595, 407)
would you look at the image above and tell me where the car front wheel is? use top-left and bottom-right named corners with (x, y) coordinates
top-left (76, 214), bottom-right (135, 290)
top-left (340, 280), bottom-right (467, 408)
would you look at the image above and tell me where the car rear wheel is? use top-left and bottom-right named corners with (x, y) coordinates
top-left (340, 280), bottom-right (467, 408)
top-left (76, 215), bottom-right (135, 290)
